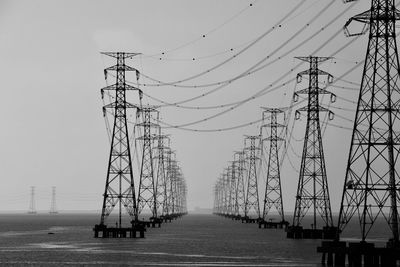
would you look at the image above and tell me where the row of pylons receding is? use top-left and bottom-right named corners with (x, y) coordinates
top-left (214, 0), bottom-right (400, 266)
top-left (93, 52), bottom-right (187, 239)
top-left (213, 55), bottom-right (336, 237)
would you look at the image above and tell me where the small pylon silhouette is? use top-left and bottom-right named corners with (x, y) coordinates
top-left (234, 151), bottom-right (246, 218)
top-left (28, 186), bottom-right (37, 214)
top-left (260, 108), bottom-right (286, 224)
top-left (244, 135), bottom-right (261, 221)
top-left (49, 186), bottom-right (58, 214)
top-left (136, 106), bottom-right (159, 221)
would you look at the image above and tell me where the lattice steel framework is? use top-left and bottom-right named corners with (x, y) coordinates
top-left (228, 161), bottom-right (239, 216)
top-left (28, 186), bottom-right (36, 214)
top-left (99, 52), bottom-right (141, 227)
top-left (261, 108), bottom-right (286, 222)
top-left (155, 134), bottom-right (169, 217)
top-left (49, 186), bottom-right (58, 214)
top-left (227, 165), bottom-right (235, 216)
top-left (292, 56), bottom-right (335, 229)
top-left (234, 151), bottom-right (246, 217)
top-left (164, 149), bottom-right (174, 216)
top-left (244, 135), bottom-right (261, 219)
top-left (136, 106), bottom-right (159, 219)
top-left (167, 158), bottom-right (179, 215)
top-left (338, 0), bottom-right (400, 244)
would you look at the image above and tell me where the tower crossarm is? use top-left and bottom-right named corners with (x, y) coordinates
top-left (295, 88), bottom-right (335, 96)
top-left (101, 52), bottom-right (141, 59)
top-left (105, 64), bottom-right (139, 73)
top-left (103, 102), bottom-right (140, 110)
top-left (344, 3), bottom-right (400, 36)
top-left (101, 84), bottom-right (142, 94)
top-left (296, 69), bottom-right (333, 80)
top-left (295, 56), bottom-right (331, 63)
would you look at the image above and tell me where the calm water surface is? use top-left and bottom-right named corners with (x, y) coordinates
top-left (0, 214), bottom-right (348, 266)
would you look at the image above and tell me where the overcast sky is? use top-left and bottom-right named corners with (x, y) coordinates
top-left (0, 0), bottom-right (374, 213)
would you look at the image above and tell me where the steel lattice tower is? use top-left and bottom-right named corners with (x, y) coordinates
top-left (244, 135), bottom-right (261, 221)
top-left (169, 159), bottom-right (180, 217)
top-left (98, 52), bottom-right (141, 228)
top-left (28, 186), bottom-right (36, 214)
top-left (169, 159), bottom-right (178, 215)
top-left (227, 165), bottom-right (235, 216)
top-left (221, 171), bottom-right (228, 215)
top-left (292, 56), bottom-right (335, 231)
top-left (228, 161), bottom-right (238, 218)
top-left (215, 174), bottom-right (224, 215)
top-left (49, 186), bottom-right (58, 214)
top-left (136, 106), bottom-right (159, 220)
top-left (234, 151), bottom-right (246, 218)
top-left (155, 134), bottom-right (169, 218)
top-left (164, 149), bottom-right (175, 217)
top-left (261, 108), bottom-right (286, 223)
top-left (338, 0), bottom-right (400, 245)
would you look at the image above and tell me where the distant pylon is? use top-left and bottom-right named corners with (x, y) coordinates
top-left (260, 108), bottom-right (286, 224)
top-left (288, 56), bottom-right (336, 239)
top-left (98, 52), bottom-right (142, 228)
top-left (49, 186), bottom-right (58, 214)
top-left (244, 135), bottom-right (261, 222)
top-left (169, 159), bottom-right (179, 216)
top-left (337, 0), bottom-right (400, 245)
top-left (164, 149), bottom-right (175, 216)
top-left (136, 106), bottom-right (160, 220)
top-left (221, 171), bottom-right (229, 215)
top-left (28, 186), bottom-right (36, 214)
top-left (154, 134), bottom-right (169, 218)
top-left (213, 173), bottom-right (224, 215)
top-left (228, 162), bottom-right (237, 217)
top-left (234, 151), bottom-right (246, 218)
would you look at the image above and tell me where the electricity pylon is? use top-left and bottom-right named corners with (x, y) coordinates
top-left (260, 108), bottom-right (286, 226)
top-left (154, 134), bottom-right (169, 219)
top-left (234, 151), bottom-right (246, 218)
top-left (227, 161), bottom-right (238, 219)
top-left (288, 56), bottom-right (336, 239)
top-left (136, 106), bottom-right (159, 221)
top-left (226, 165), bottom-right (235, 217)
top-left (28, 186), bottom-right (36, 214)
top-left (164, 149), bottom-right (175, 217)
top-left (244, 135), bottom-right (261, 222)
top-left (49, 186), bottom-right (58, 214)
top-left (98, 52), bottom-right (142, 229)
top-left (338, 0), bottom-right (400, 246)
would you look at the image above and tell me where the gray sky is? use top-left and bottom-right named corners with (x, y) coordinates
top-left (0, 0), bottom-right (373, 212)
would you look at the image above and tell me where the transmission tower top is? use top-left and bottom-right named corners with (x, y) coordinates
top-left (101, 52), bottom-right (142, 59)
top-left (295, 56), bottom-right (331, 63)
top-left (344, 0), bottom-right (400, 36)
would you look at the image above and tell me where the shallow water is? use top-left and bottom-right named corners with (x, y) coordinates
top-left (0, 213), bottom-right (386, 266)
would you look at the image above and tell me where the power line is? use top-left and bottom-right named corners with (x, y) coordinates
top-left (139, 0), bottom-right (353, 89)
top-left (145, 34), bottom-right (362, 130)
top-left (139, 1), bottom-right (308, 87)
top-left (124, 12), bottom-right (363, 112)
top-left (145, 0), bottom-right (260, 59)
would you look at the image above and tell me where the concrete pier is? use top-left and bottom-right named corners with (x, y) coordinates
top-left (317, 240), bottom-right (400, 267)
top-left (93, 223), bottom-right (146, 238)
top-left (258, 219), bottom-right (289, 229)
top-left (286, 225), bottom-right (337, 239)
